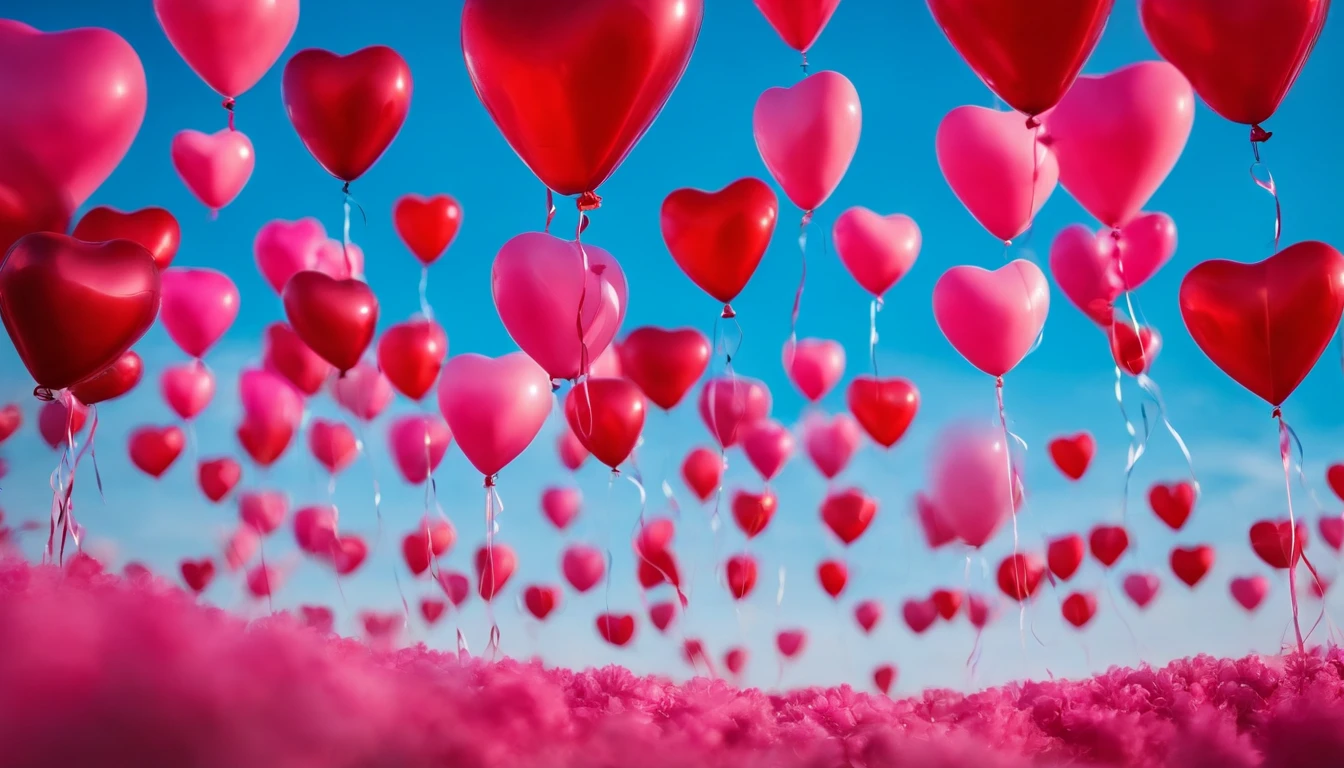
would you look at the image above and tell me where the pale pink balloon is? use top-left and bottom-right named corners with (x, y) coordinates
top-left (253, 218), bottom-right (328, 294)
top-left (936, 106), bottom-right (1058, 243)
top-left (331, 361), bottom-right (393, 422)
top-left (933, 260), bottom-right (1050, 378)
top-left (171, 128), bottom-right (255, 211)
top-left (557, 426), bottom-right (589, 471)
top-left (154, 0), bottom-right (298, 99)
top-left (0, 21), bottom-right (147, 207)
top-left (740, 419), bottom-right (795, 481)
top-left (783, 338), bottom-right (845, 402)
top-left (753, 70), bottom-right (862, 212)
top-left (589, 344), bottom-right (622, 378)
top-left (542, 487), bottom-right (581, 530)
top-left (313, 238), bottom-right (365, 281)
top-left (223, 524), bottom-right (259, 571)
top-left (387, 415), bottom-right (453, 484)
top-left (160, 267), bottom-right (240, 358)
top-left (1123, 572), bottom-right (1160, 609)
top-left (928, 422), bottom-right (1015, 549)
top-left (492, 232), bottom-right (629, 381)
top-left (1045, 62), bottom-right (1195, 229)
top-left (1049, 224), bottom-right (1123, 327)
top-left (832, 208), bottom-right (920, 298)
top-left (160, 361), bottom-right (215, 420)
top-left (698, 377), bottom-right (772, 449)
top-left (562, 543), bottom-right (606, 593)
top-left (437, 352), bottom-right (552, 477)
top-left (803, 412), bottom-right (861, 480)
top-left (238, 368), bottom-right (302, 432)
top-left (1110, 212), bottom-right (1177, 290)
top-left (239, 490), bottom-right (288, 536)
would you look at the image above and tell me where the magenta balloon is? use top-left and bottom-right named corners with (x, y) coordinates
top-left (387, 414), bottom-right (453, 484)
top-left (154, 0), bottom-right (298, 99)
top-left (740, 419), bottom-right (795, 481)
top-left (160, 361), bottom-right (216, 420)
top-left (171, 128), bottom-right (255, 211)
top-left (782, 338), bottom-right (845, 402)
top-left (802, 412), bottom-right (861, 480)
top-left (928, 422), bottom-right (1016, 549)
top-left (933, 261), bottom-right (1050, 378)
top-left (541, 486), bottom-right (581, 530)
top-left (253, 218), bottom-right (328, 294)
top-left (832, 208), bottom-right (921, 298)
top-left (238, 368), bottom-right (302, 433)
top-left (753, 70), bottom-right (861, 212)
top-left (437, 352), bottom-right (552, 477)
top-left (331, 361), bottom-right (393, 422)
top-left (698, 377), bottom-right (772, 449)
top-left (160, 267), bottom-right (240, 359)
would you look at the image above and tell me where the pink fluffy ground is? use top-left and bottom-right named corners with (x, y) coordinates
top-left (1, 560), bottom-right (1343, 768)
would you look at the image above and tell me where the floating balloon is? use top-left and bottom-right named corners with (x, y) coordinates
top-left (1170, 545), bottom-right (1214, 587)
top-left (1110, 321), bottom-right (1162, 377)
top-left (160, 268), bottom-right (240, 359)
top-left (928, 422), bottom-right (1016, 548)
top-left (564, 378), bottom-right (645, 470)
top-left (331, 362), bottom-right (393, 422)
top-left (394, 194), bottom-right (462, 266)
top-left (238, 491), bottom-right (287, 536)
top-left (180, 558), bottom-right (215, 593)
top-left (72, 207), bottom-right (180, 270)
top-left (557, 425), bottom-right (589, 472)
top-left (420, 599), bottom-right (447, 625)
top-left (541, 487), bottom-right (581, 531)
top-left (753, 0), bottom-right (841, 52)
top-left (1320, 517), bottom-right (1344, 552)
top-left (282, 271), bottom-right (379, 374)
top-left (263, 322), bottom-right (331, 397)
top-left (753, 70), bottom-right (862, 212)
top-left (783, 338), bottom-right (845, 402)
top-left (1123, 572), bottom-right (1161, 609)
top-left (438, 353), bottom-right (551, 478)
top-left (1061, 591), bottom-right (1098, 628)
top-left (661, 179), bottom-right (778, 312)
top-left (931, 588), bottom-right (963, 620)
top-left (936, 106), bottom-right (1058, 242)
top-left (308, 419), bottom-right (358, 477)
top-left (997, 553), bottom-right (1045, 601)
top-left (741, 420), bottom-right (795, 482)
top-left (1249, 519), bottom-right (1308, 569)
top-left (846, 376), bottom-right (918, 449)
top-left (698, 377), bottom-right (772, 448)
top-left (803, 413), bottom-right (861, 479)
top-left (596, 613), bottom-right (636, 647)
top-left (198, 457), bottom-right (241, 503)
top-left (682, 447), bottom-right (723, 502)
top-left (732, 490), bottom-right (778, 539)
top-left (833, 208), bottom-right (920, 298)
top-left (873, 664), bottom-right (897, 696)
top-left (128, 425), bottom-right (185, 478)
top-left (387, 415), bottom-right (452, 484)
top-left (1231, 574), bottom-right (1269, 612)
top-left (820, 488), bottom-right (876, 545)
top-left (375, 318), bottom-right (447, 402)
top-left (160, 361), bottom-right (215, 420)
top-left (0, 146), bottom-right (73, 260)
top-left (902, 598), bottom-right (938, 634)
top-left (725, 554), bottom-right (758, 599)
top-left (0, 404), bottom-right (21, 445)
top-left (255, 218), bottom-right (328, 294)
top-left (71, 350), bottom-right (143, 405)
top-left (818, 559), bottom-right (847, 599)
top-left (1089, 525), bottom-right (1130, 568)
top-left (1048, 533), bottom-right (1085, 581)
top-left (933, 260), bottom-right (1049, 377)
top-left (1149, 481), bottom-right (1195, 530)
top-left (649, 601), bottom-right (677, 633)
top-left (524, 585), bottom-right (560, 620)
top-left (1048, 432), bottom-right (1094, 480)
top-left (154, 0), bottom-right (298, 100)
top-left (915, 493), bottom-right (957, 549)
top-left (38, 398), bottom-right (87, 449)
top-left (171, 129), bottom-right (255, 211)
top-left (854, 600), bottom-right (882, 634)
top-left (776, 629), bottom-right (806, 658)
top-left (617, 327), bottom-right (711, 410)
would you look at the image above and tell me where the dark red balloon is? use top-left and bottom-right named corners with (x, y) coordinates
top-left (997, 552), bottom-right (1045, 601)
top-left (817, 559), bottom-right (847, 599)
top-left (1109, 321), bottom-right (1161, 377)
top-left (820, 488), bottom-right (876, 545)
top-left (236, 418), bottom-right (294, 467)
top-left (69, 350), bottom-right (143, 405)
top-left (931, 588), bottom-right (962, 619)
top-left (753, 0), bottom-right (842, 53)
top-left (1047, 533), bottom-right (1085, 581)
top-left (282, 46), bottom-right (412, 183)
top-left (180, 558), bottom-right (215, 594)
top-left (732, 489), bottom-right (777, 539)
top-left (0, 233), bottom-right (160, 392)
top-left (662, 178), bottom-right (778, 311)
top-left (198, 457), bottom-right (242, 503)
top-left (72, 206), bottom-right (180, 270)
top-left (681, 447), bottom-right (722, 502)
top-left (1088, 524), bottom-right (1129, 568)
top-left (595, 612), bottom-right (636, 647)
top-left (377, 318), bottom-right (447, 401)
top-left (564, 377), bottom-right (646, 469)
top-left (725, 554), bottom-right (758, 600)
top-left (1249, 518), bottom-right (1308, 569)
top-left (1180, 242), bottom-right (1344, 407)
top-left (846, 375), bottom-right (919, 448)
top-left (1149, 481), bottom-right (1196, 530)
top-left (524, 584), bottom-right (560, 620)
top-left (263, 322), bottom-right (332, 396)
top-left (461, 0), bottom-right (704, 197)
top-left (282, 271), bottom-right (379, 374)
top-left (1170, 544), bottom-right (1214, 587)
top-left (393, 194), bottom-right (462, 266)
top-left (926, 0), bottom-right (1115, 117)
top-left (128, 425), bottom-right (185, 478)
top-left (475, 543), bottom-right (518, 601)
top-left (1061, 591), bottom-right (1098, 628)
top-left (0, 146), bottom-right (72, 258)
top-left (617, 326), bottom-right (711, 411)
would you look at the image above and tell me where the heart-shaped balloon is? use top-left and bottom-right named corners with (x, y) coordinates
top-left (387, 415), bottom-right (452, 483)
top-left (293, 505), bottom-right (338, 555)
top-left (0, 21), bottom-right (147, 207)
top-left (803, 412), bottom-right (861, 480)
top-left (661, 178), bottom-right (779, 310)
top-left (239, 368), bottom-right (303, 432)
top-left (128, 425), bottom-right (185, 478)
top-left (649, 602), bottom-right (677, 633)
top-left (524, 585), bottom-right (560, 620)
top-left (596, 612), bottom-right (637, 647)
top-left (1089, 525), bottom-right (1130, 567)
top-left (239, 490), bottom-right (288, 536)
top-left (263, 322), bottom-right (332, 396)
top-left (783, 338), bottom-right (845, 402)
top-left (740, 420), bottom-right (795, 482)
top-left (1320, 516), bottom-right (1344, 552)
top-left (1249, 519), bottom-right (1308, 569)
top-left (282, 46), bottom-right (412, 183)
top-left (929, 422), bottom-right (1016, 548)
top-left (1048, 533), bottom-right (1085, 580)
top-left (997, 553), bottom-right (1045, 601)
top-left (1123, 572), bottom-right (1161, 609)
top-left (1112, 213), bottom-right (1179, 290)
top-left (394, 194), bottom-right (462, 266)
top-left (617, 327), bottom-right (711, 411)
top-left (438, 353), bottom-right (552, 477)
top-left (564, 378), bottom-right (646, 469)
top-left (753, 0), bottom-right (842, 52)
top-left (492, 232), bottom-right (628, 381)
top-left (0, 233), bottom-right (161, 391)
top-left (308, 418), bottom-right (358, 476)
top-left (160, 267), bottom-right (240, 358)
top-left (725, 553), bottom-right (759, 599)
top-left (1061, 591), bottom-right (1098, 628)
top-left (1046, 62), bottom-right (1195, 229)
top-left (313, 240), bottom-right (364, 282)
top-left (154, 0), bottom-right (299, 99)
top-left (967, 594), bottom-right (994, 628)
top-left (933, 260), bottom-right (1050, 378)
top-left (846, 376), bottom-right (918, 448)
top-left (732, 489), bottom-right (778, 539)
top-left (1170, 544), bottom-right (1214, 587)
top-left (933, 589), bottom-right (964, 620)
top-left (1230, 574), bottom-right (1269, 612)
top-left (557, 426), bottom-right (589, 472)
top-left (198, 457), bottom-right (241, 503)
top-left (926, 0), bottom-right (1115, 117)
top-left (377, 318), bottom-right (447, 401)
top-left (776, 629), bottom-right (806, 658)
top-left (1109, 321), bottom-right (1162, 377)
top-left (0, 146), bottom-right (73, 260)
top-left (873, 664), bottom-right (897, 695)
top-left (0, 403), bottom-right (21, 445)
top-left (171, 129), bottom-right (255, 211)
top-left (818, 559), bottom-right (848, 599)
top-left (833, 208), bottom-right (921, 298)
top-left (475, 543), bottom-right (518, 601)
top-left (402, 530), bottom-right (436, 576)
top-left (1180, 242), bottom-right (1344, 406)
top-left (936, 106), bottom-right (1059, 242)
top-left (562, 544), bottom-right (606, 593)
top-left (420, 598), bottom-right (447, 625)
top-left (820, 488), bottom-right (876, 545)
top-left (180, 558), bottom-right (216, 593)
top-left (461, 0), bottom-right (703, 197)
top-left (160, 361), bottom-right (215, 420)
top-left (541, 487), bottom-right (581, 530)
top-left (38, 398), bottom-right (87, 449)
top-left (299, 606), bottom-right (334, 633)
top-left (282, 270), bottom-right (379, 373)
top-left (854, 599), bottom-right (882, 634)
top-left (902, 598), bottom-right (938, 634)
top-left (237, 419), bottom-right (294, 467)
top-left (698, 377), bottom-right (772, 448)
top-left (1049, 225), bottom-right (1124, 326)
top-left (1140, 0), bottom-right (1330, 128)
top-left (72, 206), bottom-right (180, 270)
top-left (1048, 432), bottom-right (1094, 481)
top-left (254, 218), bottom-right (328, 294)
top-left (682, 447), bottom-right (723, 502)
top-left (753, 70), bottom-right (862, 212)
top-left (71, 350), bottom-right (143, 405)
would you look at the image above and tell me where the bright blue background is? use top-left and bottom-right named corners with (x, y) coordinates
top-left (3, 1), bottom-right (1344, 693)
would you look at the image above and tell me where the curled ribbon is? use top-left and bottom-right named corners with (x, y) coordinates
top-left (1249, 127), bottom-right (1282, 253)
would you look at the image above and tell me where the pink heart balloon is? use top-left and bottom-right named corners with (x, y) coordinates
top-left (1122, 572), bottom-right (1160, 609)
top-left (171, 128), bottom-right (255, 212)
top-left (541, 486), bottom-right (581, 530)
top-left (239, 368), bottom-right (303, 433)
top-left (387, 414), bottom-right (453, 484)
top-left (698, 377), bottom-right (772, 449)
top-left (331, 361), bottom-right (393, 422)
top-left (253, 218), bottom-right (328, 294)
top-left (0, 21), bottom-right (147, 207)
top-left (492, 232), bottom-right (629, 381)
top-left (160, 267), bottom-right (240, 358)
top-left (740, 419), bottom-right (795, 481)
top-left (314, 238), bottom-right (365, 281)
top-left (783, 338), bottom-right (845, 402)
top-left (832, 208), bottom-right (921, 298)
top-left (154, 0), bottom-right (299, 99)
top-left (753, 70), bottom-right (862, 212)
top-left (803, 412), bottom-right (861, 480)
top-left (293, 504), bottom-right (338, 555)
top-left (224, 525), bottom-right (259, 570)
top-left (936, 106), bottom-right (1059, 243)
top-left (437, 352), bottom-right (552, 477)
top-left (928, 422), bottom-right (1016, 549)
top-left (1049, 224), bottom-right (1123, 327)
top-left (1046, 62), bottom-right (1195, 229)
top-left (160, 361), bottom-right (216, 420)
top-left (1111, 212), bottom-right (1178, 290)
top-left (239, 490), bottom-right (288, 536)
top-left (562, 543), bottom-right (606, 593)
top-left (933, 260), bottom-right (1050, 378)
top-left (1231, 575), bottom-right (1269, 612)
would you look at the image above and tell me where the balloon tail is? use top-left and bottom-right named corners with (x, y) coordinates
top-left (572, 193), bottom-right (602, 386)
top-left (1274, 408), bottom-right (1306, 655)
top-left (418, 266), bottom-right (433, 320)
top-left (800, 52), bottom-right (808, 76)
top-left (1135, 374), bottom-right (1200, 495)
top-left (868, 298), bottom-right (882, 376)
top-left (223, 97), bottom-right (236, 131)
top-left (995, 377), bottom-right (1027, 584)
top-left (483, 476), bottom-right (503, 660)
top-left (544, 187), bottom-right (557, 234)
top-left (78, 406), bottom-right (105, 506)
top-left (1020, 116), bottom-right (1043, 247)
top-left (1249, 127), bottom-right (1282, 253)
top-left (789, 211), bottom-right (812, 346)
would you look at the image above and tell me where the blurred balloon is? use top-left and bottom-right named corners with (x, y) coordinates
top-left (732, 490), bottom-right (778, 539)
top-left (740, 420), bottom-right (795, 482)
top-left (160, 361), bottom-right (215, 420)
top-left (1231, 574), bottom-right (1269, 612)
top-left (596, 613), bottom-right (636, 647)
top-left (238, 491), bottom-right (287, 536)
top-left (997, 553), bottom-right (1045, 601)
top-left (332, 361), bottom-right (393, 422)
top-left (557, 424), bottom-right (590, 472)
top-left (38, 398), bottom-right (87, 449)
top-left (617, 327), bottom-right (711, 410)
top-left (160, 268), bottom-right (240, 359)
top-left (1061, 591), bottom-right (1098, 628)
top-left (726, 554), bottom-right (759, 599)
top-left (753, 0), bottom-right (841, 52)
top-left (263, 322), bottom-right (332, 396)
top-left (1089, 525), bottom-right (1130, 568)
top-left (902, 598), bottom-right (937, 634)
top-left (928, 422), bottom-right (1017, 548)
top-left (783, 338), bottom-right (845, 402)
top-left (820, 488), bottom-right (876, 545)
top-left (475, 544), bottom-right (518, 601)
top-left (71, 350), bottom-right (143, 405)
top-left (833, 208), bottom-right (920, 297)
top-left (802, 412), bottom-right (861, 479)
top-left (1048, 533), bottom-right (1085, 581)
top-left (564, 378), bottom-right (645, 469)
top-left (1048, 432), bottom-right (1094, 480)
top-left (283, 271), bottom-right (379, 374)
top-left (128, 425), bottom-right (185, 478)
top-left (255, 218), bottom-right (328, 294)
top-left (198, 457), bottom-right (241, 503)
top-left (817, 559), bottom-right (847, 599)
top-left (308, 419), bottom-right (358, 477)
top-left (541, 487), bottom-right (581, 531)
top-left (524, 585), bottom-right (560, 620)
top-left (387, 415), bottom-right (452, 484)
top-left (1170, 545), bottom-right (1215, 587)
top-left (1149, 481), bottom-right (1195, 530)
top-left (682, 447), bottom-right (723, 502)
top-left (846, 376), bottom-right (918, 448)
top-left (564, 544), bottom-right (607, 593)
top-left (1123, 572), bottom-right (1160, 609)
top-left (698, 377), bottom-right (772, 448)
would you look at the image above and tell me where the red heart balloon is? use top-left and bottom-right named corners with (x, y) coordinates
top-left (1148, 480), bottom-right (1195, 530)
top-left (402, 531), bottom-right (435, 577)
top-left (817, 559), bottom-right (848, 599)
top-left (0, 233), bottom-right (160, 392)
top-left (308, 418), bottom-right (358, 476)
top-left (1047, 533), bottom-right (1085, 580)
top-left (732, 489), bottom-right (778, 539)
top-left (69, 350), bottom-right (143, 405)
top-left (649, 601), bottom-right (677, 632)
top-left (437, 570), bottom-right (471, 607)
top-left (179, 558), bottom-right (215, 593)
top-left (524, 584), bottom-right (560, 620)
top-left (198, 457), bottom-right (241, 503)
top-left (1249, 518), bottom-right (1308, 569)
top-left (854, 600), bottom-right (883, 634)
top-left (617, 326), bottom-right (711, 411)
top-left (1320, 517), bottom-right (1344, 552)
top-left (753, 0), bottom-right (842, 53)
top-left (820, 488), bottom-right (876, 545)
top-left (681, 447), bottom-right (722, 502)
top-left (377, 318), bottom-right (447, 401)
top-left (564, 377), bottom-right (646, 470)
top-left (595, 612), bottom-right (636, 647)
top-left (128, 424), bottom-right (185, 478)
top-left (72, 206), bottom-right (180, 270)
top-left (927, 0), bottom-right (1115, 117)
top-left (419, 598), bottom-right (447, 625)
top-left (1328, 464), bottom-right (1344, 502)
top-left (236, 418), bottom-right (294, 467)
top-left (931, 588), bottom-right (963, 619)
top-left (997, 552), bottom-right (1045, 601)
top-left (1048, 431), bottom-right (1094, 480)
top-left (475, 543), bottom-right (518, 601)
top-left (661, 179), bottom-right (779, 313)
top-left (873, 663), bottom-right (897, 695)
top-left (1141, 0), bottom-right (1330, 128)
top-left (0, 145), bottom-right (73, 258)
top-left (902, 598), bottom-right (938, 634)
top-left (846, 375), bottom-right (919, 448)
top-left (282, 271), bottom-right (379, 373)
top-left (1061, 591), bottom-right (1098, 628)
top-left (263, 321), bottom-right (332, 396)
top-left (1180, 242), bottom-right (1344, 407)
top-left (462, 0), bottom-right (704, 197)
top-left (393, 194), bottom-right (462, 266)
top-left (1088, 524), bottom-right (1129, 568)
top-left (282, 46), bottom-right (412, 183)
top-left (1109, 321), bottom-right (1162, 377)
top-left (725, 554), bottom-right (758, 600)
top-left (1170, 545), bottom-right (1214, 587)
top-left (0, 403), bottom-right (21, 445)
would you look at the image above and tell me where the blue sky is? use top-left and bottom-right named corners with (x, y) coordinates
top-left (3, 2), bottom-right (1344, 693)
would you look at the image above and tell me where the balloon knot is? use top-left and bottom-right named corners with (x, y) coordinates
top-left (341, 181), bottom-right (351, 195)
top-left (483, 475), bottom-right (496, 488)
top-left (550, 379), bottom-right (562, 393)
top-left (1251, 125), bottom-right (1273, 144)
top-left (1111, 228), bottom-right (1123, 243)
top-left (1272, 406), bottom-right (1283, 420)
top-left (721, 304), bottom-right (736, 319)
top-left (32, 386), bottom-right (54, 402)
top-left (222, 97), bottom-right (235, 112)
top-left (995, 376), bottom-right (1004, 390)
top-left (577, 191), bottom-right (603, 212)
top-left (1025, 116), bottom-right (1040, 130)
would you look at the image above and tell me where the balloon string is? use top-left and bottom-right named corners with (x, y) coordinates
top-left (1021, 116), bottom-right (1043, 248)
top-left (800, 52), bottom-right (808, 77)
top-left (418, 266), bottom-right (433, 320)
top-left (1249, 127), bottom-right (1282, 253)
top-left (789, 211), bottom-right (813, 346)
top-left (1275, 408), bottom-right (1305, 655)
top-left (1135, 373), bottom-right (1200, 495)
top-left (341, 182), bottom-right (368, 279)
top-left (572, 193), bottom-right (601, 389)
top-left (996, 377), bottom-right (1024, 641)
top-left (868, 298), bottom-right (882, 376)
top-left (483, 477), bottom-right (502, 659)
top-left (1277, 413), bottom-right (1334, 643)
top-left (223, 98), bottom-right (235, 131)
top-left (544, 187), bottom-right (556, 234)
top-left (78, 406), bottom-right (104, 506)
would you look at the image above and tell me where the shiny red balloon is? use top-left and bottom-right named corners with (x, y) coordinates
top-left (128, 425), bottom-right (185, 478)
top-left (846, 376), bottom-right (919, 448)
top-left (617, 326), bottom-right (711, 411)
top-left (524, 584), bottom-right (560, 620)
top-left (662, 178), bottom-right (779, 312)
top-left (1180, 242), bottom-right (1344, 407)
top-left (732, 490), bottom-right (777, 539)
top-left (72, 206), bottom-right (180, 270)
top-left (997, 552), bottom-right (1045, 601)
top-left (393, 194), bottom-right (462, 266)
top-left (564, 377), bottom-right (646, 469)
top-left (462, 0), bottom-right (704, 197)
top-left (38, 398), bottom-right (87, 449)
top-left (1249, 519), bottom-right (1308, 569)
top-left (927, 0), bottom-right (1115, 117)
top-left (263, 322), bottom-right (332, 396)
top-left (236, 419), bottom-right (294, 467)
top-left (1109, 320), bottom-right (1162, 377)
top-left (820, 488), bottom-right (876, 545)
top-left (69, 350), bottom-right (143, 405)
top-left (282, 46), bottom-right (412, 183)
top-left (198, 457), bottom-right (241, 503)
top-left (377, 318), bottom-right (447, 401)
top-left (0, 233), bottom-right (160, 392)
top-left (753, 0), bottom-right (842, 53)
top-left (681, 447), bottom-right (722, 502)
top-left (282, 271), bottom-right (379, 374)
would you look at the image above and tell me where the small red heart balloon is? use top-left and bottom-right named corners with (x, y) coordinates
top-left (1249, 519), bottom-right (1308, 569)
top-left (475, 543), bottom-right (518, 601)
top-left (902, 598), bottom-right (938, 634)
top-left (263, 321), bottom-right (332, 396)
top-left (1149, 480), bottom-right (1195, 530)
top-left (377, 318), bottom-right (447, 401)
top-left (931, 588), bottom-right (963, 619)
top-left (649, 601), bottom-right (677, 632)
top-left (818, 559), bottom-right (848, 599)
top-left (419, 598), bottom-right (447, 625)
top-left (0, 146), bottom-right (73, 259)
top-left (661, 178), bottom-right (779, 312)
top-left (1047, 533), bottom-right (1085, 581)
top-left (1319, 516), bottom-right (1344, 552)
top-left (282, 46), bottom-right (412, 183)
top-left (282, 271), bottom-right (379, 373)
top-left (72, 206), bottom-right (180, 270)
top-left (38, 398), bottom-right (88, 449)
top-left (70, 350), bottom-right (143, 405)
top-left (402, 531), bottom-right (436, 577)
top-left (776, 629), bottom-right (806, 658)
top-left (725, 554), bottom-right (758, 600)
top-left (236, 418), bottom-right (294, 467)
top-left (997, 552), bottom-right (1045, 601)
top-left (854, 600), bottom-right (883, 634)
top-left (128, 424), bottom-right (185, 478)
top-left (873, 663), bottom-right (897, 695)
top-left (732, 489), bottom-right (778, 539)
top-left (1109, 321), bottom-right (1162, 377)
top-left (1061, 591), bottom-right (1098, 628)
top-left (1170, 544), bottom-right (1215, 587)
top-left (0, 233), bottom-right (160, 392)
top-left (681, 447), bottom-right (722, 502)
top-left (437, 570), bottom-right (472, 607)
top-left (308, 418), bottom-right (358, 476)
top-left (1048, 431), bottom-right (1094, 480)
top-left (524, 584), bottom-right (560, 620)
top-left (394, 194), bottom-right (462, 266)
top-left (1180, 242), bottom-right (1344, 407)
top-left (820, 488), bottom-right (876, 545)
top-left (1088, 524), bottom-right (1130, 568)
top-left (198, 457), bottom-right (241, 503)
top-left (595, 612), bottom-right (636, 647)
top-left (564, 377), bottom-right (646, 470)
top-left (180, 558), bottom-right (215, 593)
top-left (753, 0), bottom-right (842, 53)
top-left (846, 375), bottom-right (919, 448)
top-left (617, 327), bottom-right (712, 411)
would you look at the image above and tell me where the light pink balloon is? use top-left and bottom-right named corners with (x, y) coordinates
top-left (542, 487), bottom-right (581, 530)
top-left (698, 377), bottom-right (772, 449)
top-left (1123, 572), bottom-right (1160, 609)
top-left (0, 21), bottom-right (147, 207)
top-left (832, 208), bottom-right (920, 298)
top-left (331, 362), bottom-right (393, 422)
top-left (314, 239), bottom-right (365, 281)
top-left (557, 426), bottom-right (589, 471)
top-left (492, 232), bottom-right (629, 381)
top-left (933, 260), bottom-right (1050, 378)
top-left (740, 419), bottom-right (795, 481)
top-left (928, 422), bottom-right (1015, 549)
top-left (753, 70), bottom-right (862, 212)
top-left (223, 524), bottom-right (259, 571)
top-left (803, 412), bottom-right (861, 480)
top-left (160, 361), bottom-right (216, 420)
top-left (154, 0), bottom-right (299, 99)
top-left (562, 543), bottom-right (606, 593)
top-left (1045, 62), bottom-right (1195, 229)
top-left (254, 218), bottom-right (328, 294)
top-left (936, 106), bottom-right (1058, 243)
top-left (589, 344), bottom-right (622, 378)
top-left (1049, 225), bottom-right (1123, 327)
top-left (1111, 212), bottom-right (1177, 290)
top-left (1231, 575), bottom-right (1269, 612)
top-left (437, 352), bottom-right (552, 477)
top-left (238, 368), bottom-right (302, 433)
top-left (239, 490), bottom-right (288, 536)
top-left (783, 338), bottom-right (845, 402)
top-left (171, 128), bottom-right (255, 211)
top-left (387, 415), bottom-right (453, 484)
top-left (160, 267), bottom-right (240, 359)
